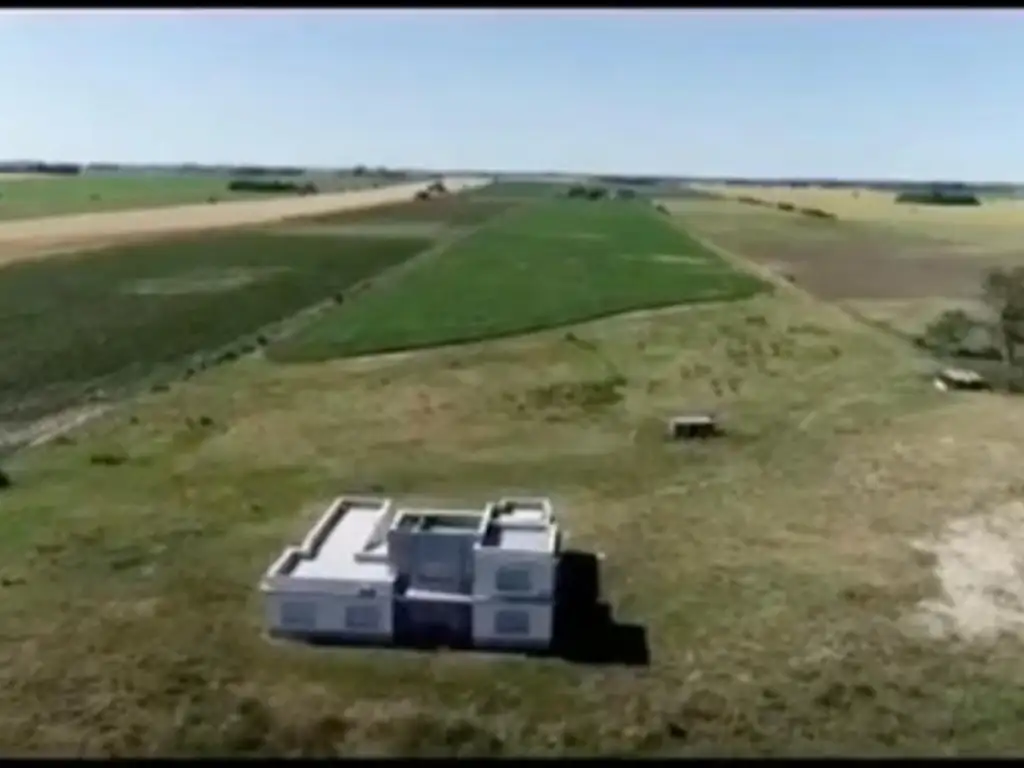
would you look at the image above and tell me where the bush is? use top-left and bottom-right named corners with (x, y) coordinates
top-left (800, 207), bottom-right (836, 220)
top-left (895, 188), bottom-right (981, 206)
top-left (777, 202), bottom-right (796, 212)
top-left (919, 308), bottom-right (997, 357)
top-left (89, 451), bottom-right (128, 466)
top-left (227, 179), bottom-right (317, 194)
top-left (566, 185), bottom-right (608, 201)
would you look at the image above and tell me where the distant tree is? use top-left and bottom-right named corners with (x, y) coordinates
top-left (895, 188), bottom-right (981, 206)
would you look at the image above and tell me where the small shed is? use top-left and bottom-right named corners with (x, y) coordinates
top-left (667, 413), bottom-right (721, 441)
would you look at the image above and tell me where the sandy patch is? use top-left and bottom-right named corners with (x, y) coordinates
top-left (909, 500), bottom-right (1024, 641)
top-left (0, 176), bottom-right (489, 269)
top-left (0, 173), bottom-right (53, 182)
top-left (623, 253), bottom-right (712, 265)
top-left (0, 404), bottom-right (112, 453)
top-left (272, 222), bottom-right (447, 239)
top-left (124, 267), bottom-right (288, 296)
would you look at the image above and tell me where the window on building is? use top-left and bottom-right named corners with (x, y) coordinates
top-left (494, 609), bottom-right (530, 636)
top-left (417, 560), bottom-right (451, 582)
top-left (280, 601), bottom-right (316, 631)
top-left (345, 604), bottom-right (380, 631)
top-left (495, 565), bottom-right (532, 593)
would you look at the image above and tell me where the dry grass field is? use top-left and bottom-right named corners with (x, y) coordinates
top-left (667, 194), bottom-right (1024, 340)
top-left (694, 184), bottom-right (1024, 230)
top-left (4, 188), bottom-right (1024, 755)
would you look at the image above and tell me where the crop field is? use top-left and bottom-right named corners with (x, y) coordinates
top-left (0, 229), bottom-right (430, 428)
top-left (466, 180), bottom-right (571, 199)
top-left (0, 179), bottom-right (468, 270)
top-left (0, 174), bottom-right (376, 222)
top-left (9, 186), bottom-right (1024, 757)
top-left (274, 198), bottom-right (765, 362)
top-left (294, 195), bottom-right (515, 229)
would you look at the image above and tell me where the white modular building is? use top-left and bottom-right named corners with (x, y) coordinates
top-left (261, 496), bottom-right (563, 650)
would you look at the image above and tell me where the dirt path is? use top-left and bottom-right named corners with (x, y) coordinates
top-left (0, 176), bottom-right (489, 267)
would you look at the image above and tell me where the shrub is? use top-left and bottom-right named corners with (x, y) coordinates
top-left (89, 451), bottom-right (128, 466)
top-left (525, 375), bottom-right (627, 411)
top-left (800, 207), bottom-right (836, 220)
top-left (566, 185), bottom-right (608, 201)
top-left (918, 308), bottom-right (998, 358)
top-left (227, 179), bottom-right (316, 194)
top-left (895, 188), bottom-right (981, 206)
top-left (777, 202), bottom-right (796, 212)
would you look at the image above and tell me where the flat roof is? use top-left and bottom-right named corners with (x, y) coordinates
top-left (268, 496), bottom-right (559, 586)
top-left (289, 502), bottom-right (393, 583)
top-left (493, 526), bottom-right (551, 553)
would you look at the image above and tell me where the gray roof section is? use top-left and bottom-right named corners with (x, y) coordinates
top-left (494, 526), bottom-right (551, 553)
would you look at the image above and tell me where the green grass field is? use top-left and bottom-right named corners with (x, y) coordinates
top-left (0, 231), bottom-right (429, 423)
top-left (273, 198), bottom-right (765, 362)
top-left (0, 174), bottom-right (369, 221)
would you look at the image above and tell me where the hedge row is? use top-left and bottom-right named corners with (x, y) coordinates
top-left (733, 196), bottom-right (837, 221)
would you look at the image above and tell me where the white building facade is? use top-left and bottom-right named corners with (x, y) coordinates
top-left (261, 496), bottom-right (562, 650)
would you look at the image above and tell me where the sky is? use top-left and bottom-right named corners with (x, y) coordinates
top-left (1, 10), bottom-right (1023, 181)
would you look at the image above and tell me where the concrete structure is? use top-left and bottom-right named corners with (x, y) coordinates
top-left (261, 496), bottom-right (562, 650)
top-left (668, 412), bottom-right (721, 440)
top-left (934, 367), bottom-right (990, 392)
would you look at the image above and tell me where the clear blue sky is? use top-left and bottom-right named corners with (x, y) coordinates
top-left (1, 10), bottom-right (1022, 180)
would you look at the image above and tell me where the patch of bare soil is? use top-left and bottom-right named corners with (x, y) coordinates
top-left (909, 500), bottom-right (1024, 641)
top-left (683, 214), bottom-right (1023, 301)
top-left (0, 404), bottom-right (111, 453)
top-left (272, 223), bottom-right (448, 239)
top-left (622, 253), bottom-right (714, 265)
